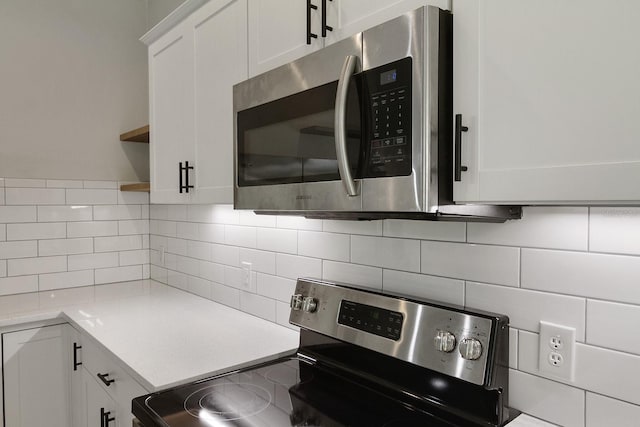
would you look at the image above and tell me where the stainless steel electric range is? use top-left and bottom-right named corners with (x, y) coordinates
top-left (132, 278), bottom-right (518, 426)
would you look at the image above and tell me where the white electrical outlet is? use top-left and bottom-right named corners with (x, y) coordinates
top-left (240, 261), bottom-right (256, 292)
top-left (538, 321), bottom-right (576, 381)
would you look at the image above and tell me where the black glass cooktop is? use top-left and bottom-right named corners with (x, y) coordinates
top-left (133, 355), bottom-right (471, 427)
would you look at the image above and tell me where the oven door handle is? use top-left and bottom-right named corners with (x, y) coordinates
top-left (334, 54), bottom-right (360, 197)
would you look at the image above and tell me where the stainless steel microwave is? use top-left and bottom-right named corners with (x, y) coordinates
top-left (233, 6), bottom-right (520, 222)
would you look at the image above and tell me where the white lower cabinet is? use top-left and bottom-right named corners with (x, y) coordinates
top-left (1, 323), bottom-right (147, 427)
top-left (2, 324), bottom-right (71, 427)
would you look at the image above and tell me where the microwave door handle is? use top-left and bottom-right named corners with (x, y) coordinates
top-left (335, 55), bottom-right (359, 197)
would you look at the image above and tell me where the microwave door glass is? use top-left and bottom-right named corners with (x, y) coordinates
top-left (237, 79), bottom-right (361, 187)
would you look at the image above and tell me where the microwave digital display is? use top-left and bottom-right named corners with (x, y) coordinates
top-left (380, 69), bottom-right (397, 85)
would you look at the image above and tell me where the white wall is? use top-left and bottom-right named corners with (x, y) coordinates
top-left (148, 205), bottom-right (640, 427)
top-left (0, 0), bottom-right (149, 181)
top-left (147, 0), bottom-right (187, 29)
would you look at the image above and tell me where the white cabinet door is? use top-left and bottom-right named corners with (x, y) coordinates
top-left (68, 327), bottom-right (85, 427)
top-left (324, 0), bottom-right (450, 46)
top-left (248, 0), bottom-right (322, 76)
top-left (453, 0), bottom-right (640, 204)
top-left (83, 368), bottom-right (120, 427)
top-left (191, 0), bottom-right (248, 204)
top-left (149, 23), bottom-right (195, 204)
top-left (2, 324), bottom-right (70, 427)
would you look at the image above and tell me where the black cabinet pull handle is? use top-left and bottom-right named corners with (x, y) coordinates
top-left (321, 0), bottom-right (333, 37)
top-left (307, 0), bottom-right (318, 44)
top-left (101, 408), bottom-right (115, 427)
top-left (454, 114), bottom-right (469, 181)
top-left (179, 161), bottom-right (183, 193)
top-left (179, 161), bottom-right (195, 193)
top-left (97, 373), bottom-right (115, 386)
top-left (73, 342), bottom-right (82, 371)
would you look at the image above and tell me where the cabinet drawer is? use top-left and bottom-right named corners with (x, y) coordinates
top-left (80, 336), bottom-right (147, 415)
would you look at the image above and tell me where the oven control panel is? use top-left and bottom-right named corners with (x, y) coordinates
top-left (289, 278), bottom-right (509, 387)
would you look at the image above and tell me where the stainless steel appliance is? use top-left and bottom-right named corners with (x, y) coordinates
top-left (132, 278), bottom-right (518, 426)
top-left (233, 6), bottom-right (520, 222)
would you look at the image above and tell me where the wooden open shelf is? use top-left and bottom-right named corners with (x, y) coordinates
top-left (120, 125), bottom-right (150, 143)
top-left (120, 182), bottom-right (150, 192)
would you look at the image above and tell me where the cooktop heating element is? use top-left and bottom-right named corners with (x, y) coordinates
top-left (133, 278), bottom-right (517, 426)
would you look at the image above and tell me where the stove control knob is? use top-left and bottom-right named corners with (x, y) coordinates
top-left (302, 296), bottom-right (318, 313)
top-left (434, 330), bottom-right (456, 353)
top-left (459, 338), bottom-right (483, 360)
top-left (290, 294), bottom-right (303, 310)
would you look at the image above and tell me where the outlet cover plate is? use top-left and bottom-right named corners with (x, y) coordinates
top-left (538, 321), bottom-right (576, 382)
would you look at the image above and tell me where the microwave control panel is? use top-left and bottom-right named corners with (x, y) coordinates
top-left (363, 57), bottom-right (412, 178)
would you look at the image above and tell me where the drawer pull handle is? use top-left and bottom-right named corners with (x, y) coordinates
top-left (97, 372), bottom-right (115, 386)
top-left (73, 342), bottom-right (82, 371)
top-left (101, 408), bottom-right (115, 427)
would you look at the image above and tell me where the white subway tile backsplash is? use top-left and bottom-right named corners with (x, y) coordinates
top-left (0, 260), bottom-right (6, 277)
top-left (468, 207), bottom-right (588, 250)
top-left (46, 180), bottom-right (83, 189)
top-left (466, 282), bottom-right (586, 339)
top-left (276, 254), bottom-right (322, 280)
top-left (276, 301), bottom-right (298, 331)
top-left (94, 235), bottom-right (142, 252)
top-left (187, 240), bottom-right (212, 261)
top-left (150, 265), bottom-right (168, 284)
top-left (187, 276), bottom-right (212, 299)
top-left (119, 250), bottom-right (149, 266)
top-left (167, 237), bottom-right (187, 256)
top-left (225, 225), bottom-right (257, 248)
top-left (322, 261), bottom-right (382, 290)
top-left (0, 206), bottom-right (37, 223)
top-left (143, 264), bottom-right (150, 279)
top-left (211, 281), bottom-right (240, 309)
top-left (39, 270), bottom-right (94, 291)
top-left (224, 266), bottom-right (242, 289)
top-left (38, 205), bottom-right (92, 222)
top-left (323, 220), bottom-right (382, 236)
top-left (422, 241), bottom-right (520, 287)
top-left (276, 215), bottom-right (322, 231)
top-left (0, 225), bottom-right (4, 241)
top-left (68, 252), bottom-right (119, 271)
top-left (8, 256), bottom-right (67, 276)
top-left (150, 205), bottom-right (168, 220)
top-left (176, 255), bottom-right (199, 276)
top-left (0, 188), bottom-right (4, 205)
top-left (0, 275), bottom-right (39, 296)
top-left (257, 228), bottom-right (297, 254)
top-left (212, 243), bottom-right (239, 266)
top-left (119, 219), bottom-right (149, 235)
top-left (590, 207), bottom-right (640, 255)
top-left (66, 189), bottom-right (117, 205)
top-left (509, 369), bottom-right (585, 427)
top-left (509, 328), bottom-right (518, 369)
top-left (142, 235), bottom-right (149, 249)
top-left (68, 221), bottom-right (118, 238)
top-left (522, 249), bottom-right (640, 304)
top-left (587, 300), bottom-right (640, 355)
top-left (299, 231), bottom-right (350, 262)
top-left (199, 223), bottom-right (224, 243)
top-left (7, 222), bottom-right (66, 240)
top-left (211, 205), bottom-right (239, 224)
top-left (5, 178), bottom-right (46, 188)
top-left (95, 265), bottom-right (142, 285)
top-left (83, 180), bottom-right (117, 189)
top-left (586, 393), bottom-right (640, 427)
top-left (168, 270), bottom-right (188, 291)
top-left (150, 235), bottom-right (168, 251)
top-left (6, 188), bottom-right (65, 205)
top-left (177, 222), bottom-right (199, 240)
top-left (256, 273), bottom-right (296, 303)
top-left (94, 205), bottom-right (141, 220)
top-left (240, 291), bottom-right (276, 322)
top-left (0, 241), bottom-right (38, 259)
top-left (352, 236), bottom-right (420, 272)
top-left (141, 205), bottom-right (150, 220)
top-left (187, 205), bottom-right (213, 223)
top-left (39, 238), bottom-right (93, 256)
top-left (149, 220), bottom-right (177, 237)
top-left (117, 190), bottom-right (149, 205)
top-left (199, 261), bottom-right (225, 283)
top-left (383, 219), bottom-right (466, 242)
top-left (239, 211), bottom-right (277, 227)
top-left (382, 270), bottom-right (464, 306)
top-left (239, 249), bottom-right (276, 275)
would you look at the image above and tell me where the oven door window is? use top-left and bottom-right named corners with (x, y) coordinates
top-left (237, 79), bottom-right (361, 187)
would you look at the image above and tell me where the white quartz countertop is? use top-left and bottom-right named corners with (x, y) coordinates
top-left (0, 280), bottom-right (299, 392)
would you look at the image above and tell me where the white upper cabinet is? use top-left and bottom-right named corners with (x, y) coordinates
top-left (453, 0), bottom-right (640, 204)
top-left (248, 0), bottom-right (450, 77)
top-left (145, 0), bottom-right (247, 204)
top-left (324, 0), bottom-right (449, 46)
top-left (149, 24), bottom-right (195, 204)
top-left (248, 0), bottom-right (322, 76)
